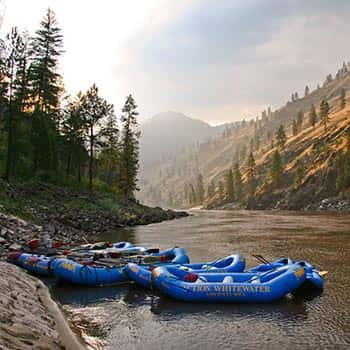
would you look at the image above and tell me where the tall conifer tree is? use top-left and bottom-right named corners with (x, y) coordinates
top-left (233, 162), bottom-right (243, 202)
top-left (29, 9), bottom-right (63, 177)
top-left (224, 169), bottom-right (234, 202)
top-left (309, 104), bottom-right (317, 128)
top-left (120, 94), bottom-right (140, 198)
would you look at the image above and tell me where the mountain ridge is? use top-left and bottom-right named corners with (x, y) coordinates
top-left (138, 63), bottom-right (350, 209)
top-left (139, 111), bottom-right (229, 171)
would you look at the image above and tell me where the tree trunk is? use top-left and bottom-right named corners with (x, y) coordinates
top-left (4, 66), bottom-right (14, 182)
top-left (66, 151), bottom-right (71, 177)
top-left (77, 151), bottom-right (81, 183)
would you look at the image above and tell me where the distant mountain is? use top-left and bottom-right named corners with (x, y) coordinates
top-left (137, 63), bottom-right (350, 209)
top-left (139, 111), bottom-right (227, 170)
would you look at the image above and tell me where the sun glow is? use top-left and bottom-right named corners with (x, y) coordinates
top-left (1, 0), bottom-right (156, 105)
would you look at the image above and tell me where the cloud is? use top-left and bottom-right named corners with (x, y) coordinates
top-left (116, 0), bottom-right (350, 124)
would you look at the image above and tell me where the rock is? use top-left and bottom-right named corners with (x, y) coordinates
top-left (0, 237), bottom-right (6, 244)
top-left (8, 243), bottom-right (22, 251)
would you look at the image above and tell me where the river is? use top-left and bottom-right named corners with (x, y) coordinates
top-left (51, 210), bottom-right (350, 349)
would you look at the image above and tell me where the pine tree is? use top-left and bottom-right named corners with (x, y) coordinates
top-left (2, 27), bottom-right (23, 180)
top-left (119, 94), bottom-right (140, 198)
top-left (99, 111), bottom-right (120, 188)
top-left (224, 169), bottom-right (234, 202)
top-left (28, 9), bottom-right (63, 177)
top-left (309, 104), bottom-right (317, 128)
top-left (304, 85), bottom-right (309, 97)
top-left (292, 120), bottom-right (298, 136)
top-left (270, 149), bottom-right (283, 188)
top-left (82, 84), bottom-right (114, 190)
top-left (246, 152), bottom-right (256, 200)
top-left (61, 93), bottom-right (86, 180)
top-left (295, 161), bottom-right (305, 187)
top-left (196, 173), bottom-right (205, 204)
top-left (276, 125), bottom-right (287, 149)
top-left (340, 88), bottom-right (346, 110)
top-left (335, 132), bottom-right (350, 195)
top-left (233, 162), bottom-right (243, 202)
top-left (189, 183), bottom-right (196, 206)
top-left (13, 31), bottom-right (30, 112)
top-left (29, 9), bottom-right (63, 116)
top-left (207, 180), bottom-right (215, 199)
top-left (319, 99), bottom-right (330, 133)
top-left (218, 181), bottom-right (224, 203)
top-left (296, 110), bottom-right (303, 132)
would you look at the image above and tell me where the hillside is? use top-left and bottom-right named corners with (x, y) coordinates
top-left (138, 64), bottom-right (350, 210)
top-left (139, 111), bottom-right (227, 171)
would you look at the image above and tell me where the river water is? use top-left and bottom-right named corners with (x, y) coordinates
top-left (51, 210), bottom-right (350, 349)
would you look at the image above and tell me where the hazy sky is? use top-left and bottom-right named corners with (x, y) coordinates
top-left (1, 0), bottom-right (350, 124)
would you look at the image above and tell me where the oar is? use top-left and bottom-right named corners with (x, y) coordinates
top-left (252, 254), bottom-right (271, 265)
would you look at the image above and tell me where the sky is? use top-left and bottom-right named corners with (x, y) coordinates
top-left (1, 0), bottom-right (350, 125)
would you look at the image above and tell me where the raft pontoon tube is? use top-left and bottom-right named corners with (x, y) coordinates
top-left (247, 258), bottom-right (325, 290)
top-left (151, 263), bottom-right (307, 303)
top-left (8, 252), bottom-right (53, 276)
top-left (125, 254), bottom-right (245, 289)
top-left (7, 241), bottom-right (142, 277)
top-left (51, 246), bottom-right (189, 286)
top-left (51, 258), bottom-right (129, 285)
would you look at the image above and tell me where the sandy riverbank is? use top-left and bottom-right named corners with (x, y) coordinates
top-left (0, 262), bottom-right (84, 350)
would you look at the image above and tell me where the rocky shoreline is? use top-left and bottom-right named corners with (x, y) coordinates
top-left (0, 181), bottom-right (188, 256)
top-left (206, 196), bottom-right (350, 212)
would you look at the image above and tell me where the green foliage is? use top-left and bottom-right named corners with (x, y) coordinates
top-left (335, 133), bottom-right (350, 195)
top-left (218, 181), bottom-right (224, 202)
top-left (82, 84), bottom-right (114, 189)
top-left (28, 8), bottom-right (63, 116)
top-left (320, 99), bottom-right (330, 133)
top-left (0, 9), bottom-right (141, 201)
top-left (294, 161), bottom-right (305, 187)
top-left (98, 112), bottom-right (120, 188)
top-left (196, 173), bottom-right (205, 203)
top-left (296, 110), bottom-right (303, 132)
top-left (309, 104), bottom-right (317, 128)
top-left (188, 183), bottom-right (196, 206)
top-left (270, 149), bottom-right (284, 188)
top-left (207, 179), bottom-right (215, 199)
top-left (246, 152), bottom-right (256, 200)
top-left (61, 92), bottom-right (87, 182)
top-left (31, 108), bottom-right (58, 179)
top-left (224, 169), bottom-right (234, 202)
top-left (292, 120), bottom-right (298, 136)
top-left (119, 94), bottom-right (140, 198)
top-left (340, 88), bottom-right (346, 110)
top-left (276, 124), bottom-right (287, 150)
top-left (233, 162), bottom-right (243, 202)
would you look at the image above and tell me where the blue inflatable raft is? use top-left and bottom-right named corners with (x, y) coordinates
top-left (125, 254), bottom-right (245, 289)
top-left (7, 241), bottom-right (143, 278)
top-left (151, 263), bottom-right (308, 303)
top-left (51, 247), bottom-right (189, 286)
